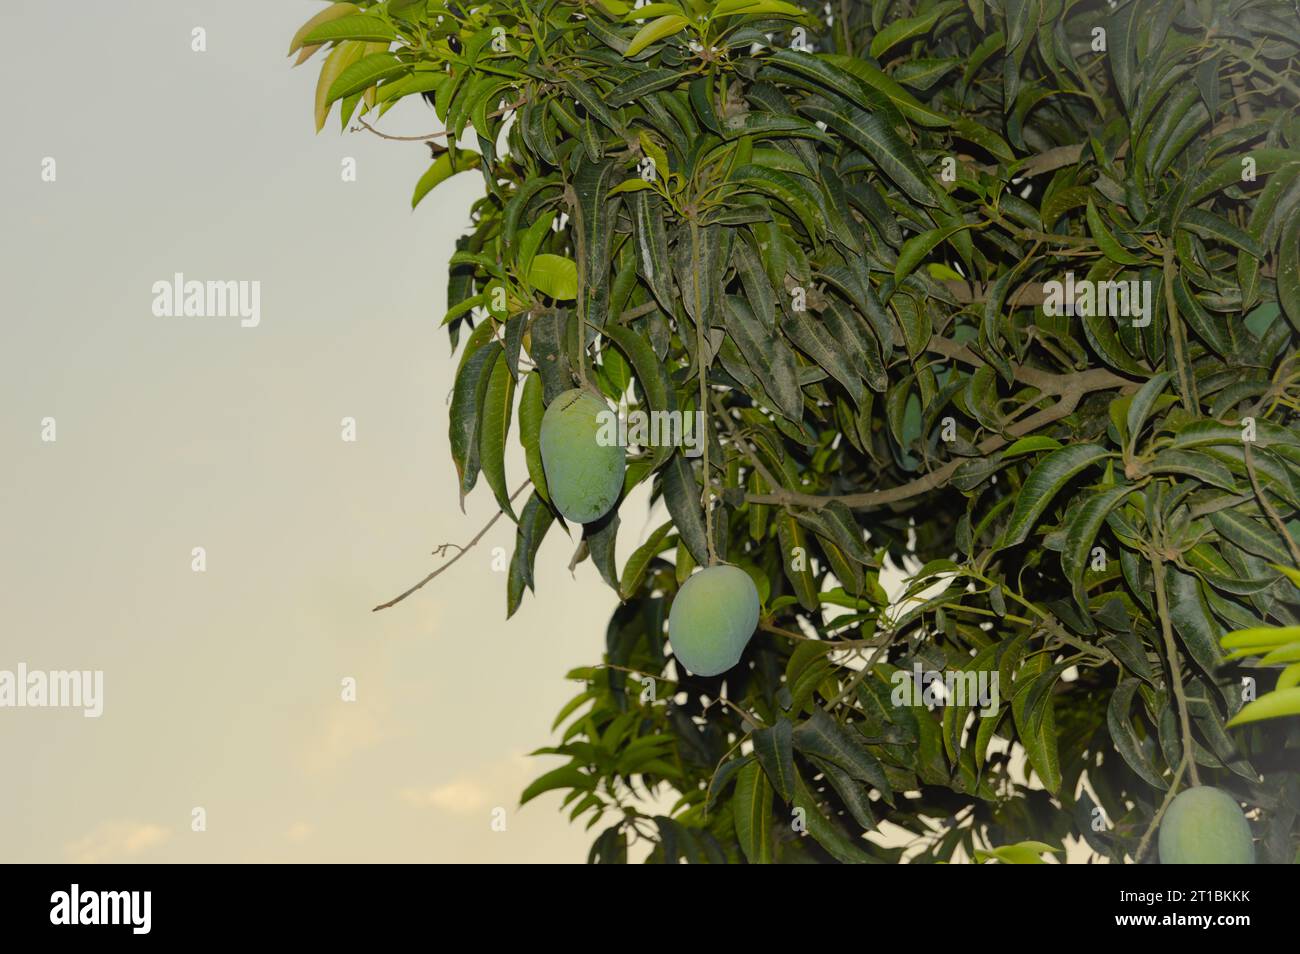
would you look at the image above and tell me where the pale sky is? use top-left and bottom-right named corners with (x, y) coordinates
top-left (0, 0), bottom-right (656, 863)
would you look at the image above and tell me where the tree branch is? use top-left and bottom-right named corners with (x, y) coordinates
top-left (1151, 549), bottom-right (1201, 787)
top-left (352, 96), bottom-right (527, 143)
top-left (745, 346), bottom-right (1135, 511)
top-left (372, 480), bottom-right (531, 611)
top-left (1244, 443), bottom-right (1300, 566)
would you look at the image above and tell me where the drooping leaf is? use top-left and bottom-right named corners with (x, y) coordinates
top-left (1002, 444), bottom-right (1110, 547)
top-left (733, 760), bottom-right (774, 864)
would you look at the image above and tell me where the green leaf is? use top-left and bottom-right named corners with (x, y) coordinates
top-left (518, 372), bottom-right (550, 505)
top-left (793, 772), bottom-right (879, 863)
top-left (630, 192), bottom-right (674, 312)
top-left (1086, 200), bottom-right (1144, 266)
top-left (1210, 510), bottom-right (1293, 564)
top-left (1279, 211), bottom-right (1300, 331)
top-left (1040, 185), bottom-right (1091, 232)
top-left (508, 493), bottom-right (556, 617)
top-left (619, 520), bottom-right (674, 600)
top-left (1125, 371), bottom-right (1172, 452)
top-left (303, 14), bottom-right (397, 44)
top-left (752, 717), bottom-right (796, 802)
top-left (1106, 678), bottom-right (1168, 789)
top-left (326, 52), bottom-right (404, 103)
top-left (661, 454), bottom-right (710, 565)
top-left (1011, 655), bottom-right (1062, 795)
top-left (520, 764), bottom-right (595, 805)
top-left (730, 164), bottom-right (825, 239)
top-left (603, 321), bottom-right (673, 469)
top-left (314, 40), bottom-right (367, 132)
top-left (1168, 418), bottom-right (1300, 450)
top-left (975, 841), bottom-right (1061, 864)
top-left (714, 0), bottom-right (810, 16)
top-left (1172, 272), bottom-right (1232, 357)
top-left (1225, 688), bottom-right (1300, 727)
top-left (1145, 449), bottom-right (1238, 492)
top-left (894, 222), bottom-right (974, 284)
top-left (776, 511), bottom-right (819, 612)
top-left (951, 117), bottom-right (1013, 161)
top-left (707, 753), bottom-right (755, 811)
top-left (607, 68), bottom-right (689, 106)
top-left (723, 296), bottom-right (803, 421)
top-left (412, 149), bottom-right (481, 208)
top-left (792, 707), bottom-right (892, 801)
top-left (733, 760), bottom-right (774, 864)
top-left (1002, 444), bottom-right (1110, 546)
top-left (806, 755), bottom-right (876, 831)
top-left (789, 50), bottom-right (951, 127)
top-left (798, 98), bottom-right (937, 207)
top-left (869, 1), bottom-right (959, 59)
top-left (625, 15), bottom-right (690, 57)
top-left (478, 352), bottom-right (516, 521)
top-left (449, 339), bottom-right (500, 508)
top-left (528, 254), bottom-right (579, 300)
top-left (1165, 565), bottom-right (1227, 677)
top-left (1062, 483), bottom-right (1134, 611)
top-left (1179, 208), bottom-right (1265, 260)
top-left (584, 509), bottom-right (621, 591)
top-left (781, 307), bottom-right (865, 407)
top-left (1002, 436), bottom-right (1063, 457)
top-left (290, 3), bottom-right (360, 55)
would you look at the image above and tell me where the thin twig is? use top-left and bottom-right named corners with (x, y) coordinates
top-left (745, 384), bottom-right (1099, 511)
top-left (689, 220), bottom-right (718, 564)
top-left (352, 96), bottom-right (527, 143)
top-left (759, 619), bottom-right (884, 649)
top-left (372, 480), bottom-right (531, 611)
top-left (1134, 756), bottom-right (1188, 863)
top-left (710, 696), bottom-right (765, 730)
top-left (1244, 443), bottom-right (1300, 566)
top-left (1150, 550), bottom-right (1201, 786)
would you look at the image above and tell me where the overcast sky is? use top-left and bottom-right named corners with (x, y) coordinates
top-left (0, 0), bottom-right (661, 863)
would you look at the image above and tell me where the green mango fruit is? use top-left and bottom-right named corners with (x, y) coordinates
top-left (538, 388), bottom-right (625, 524)
top-left (1158, 786), bottom-right (1255, 864)
top-left (668, 565), bottom-right (760, 676)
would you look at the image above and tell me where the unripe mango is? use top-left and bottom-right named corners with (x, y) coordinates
top-left (1158, 786), bottom-right (1254, 864)
top-left (538, 388), bottom-right (625, 524)
top-left (668, 565), bottom-right (760, 677)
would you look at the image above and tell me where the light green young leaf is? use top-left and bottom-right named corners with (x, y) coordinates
top-left (528, 254), bottom-right (579, 300)
top-left (624, 15), bottom-right (690, 57)
top-left (412, 150), bottom-right (481, 208)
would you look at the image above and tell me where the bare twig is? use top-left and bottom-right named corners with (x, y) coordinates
top-left (352, 96), bottom-right (527, 143)
top-left (759, 619), bottom-right (885, 649)
top-left (372, 479), bottom-right (531, 611)
top-left (1134, 756), bottom-right (1188, 863)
